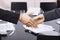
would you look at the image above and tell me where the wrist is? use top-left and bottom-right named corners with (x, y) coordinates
top-left (39, 14), bottom-right (45, 22)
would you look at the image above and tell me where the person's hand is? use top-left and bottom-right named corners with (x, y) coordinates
top-left (31, 14), bottom-right (45, 28)
top-left (19, 12), bottom-right (34, 27)
top-left (19, 13), bottom-right (44, 28)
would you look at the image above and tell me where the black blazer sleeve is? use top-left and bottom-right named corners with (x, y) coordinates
top-left (0, 9), bottom-right (20, 24)
top-left (44, 8), bottom-right (60, 22)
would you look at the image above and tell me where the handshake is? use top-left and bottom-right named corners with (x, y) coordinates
top-left (19, 12), bottom-right (45, 28)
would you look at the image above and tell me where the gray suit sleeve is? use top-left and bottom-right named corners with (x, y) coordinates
top-left (0, 9), bottom-right (20, 24)
top-left (43, 8), bottom-right (60, 22)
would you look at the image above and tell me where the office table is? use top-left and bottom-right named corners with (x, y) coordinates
top-left (1, 19), bottom-right (60, 40)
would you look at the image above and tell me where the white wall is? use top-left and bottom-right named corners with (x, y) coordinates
top-left (0, 0), bottom-right (57, 10)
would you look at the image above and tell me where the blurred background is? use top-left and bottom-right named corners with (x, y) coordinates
top-left (0, 0), bottom-right (60, 40)
top-left (0, 0), bottom-right (58, 10)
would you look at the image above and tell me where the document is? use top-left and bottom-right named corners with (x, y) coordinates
top-left (0, 22), bottom-right (15, 31)
top-left (0, 22), bottom-right (15, 35)
top-left (23, 24), bottom-right (55, 33)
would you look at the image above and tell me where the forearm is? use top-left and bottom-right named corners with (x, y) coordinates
top-left (0, 9), bottom-right (20, 24)
top-left (43, 8), bottom-right (60, 22)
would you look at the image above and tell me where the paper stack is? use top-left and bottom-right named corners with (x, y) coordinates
top-left (23, 24), bottom-right (55, 33)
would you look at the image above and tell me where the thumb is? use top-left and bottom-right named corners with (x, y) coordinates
top-left (26, 12), bottom-right (34, 16)
top-left (33, 14), bottom-right (43, 21)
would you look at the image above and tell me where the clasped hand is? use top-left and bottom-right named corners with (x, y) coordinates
top-left (19, 12), bottom-right (44, 28)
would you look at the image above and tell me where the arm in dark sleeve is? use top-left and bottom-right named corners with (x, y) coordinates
top-left (0, 9), bottom-right (20, 24)
top-left (43, 8), bottom-right (60, 22)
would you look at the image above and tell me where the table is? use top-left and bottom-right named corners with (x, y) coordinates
top-left (37, 19), bottom-right (60, 40)
top-left (1, 19), bottom-right (60, 40)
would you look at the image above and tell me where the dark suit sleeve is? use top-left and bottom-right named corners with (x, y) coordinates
top-left (43, 8), bottom-right (60, 22)
top-left (0, 9), bottom-right (20, 24)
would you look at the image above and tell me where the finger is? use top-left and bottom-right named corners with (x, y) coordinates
top-left (29, 20), bottom-right (37, 28)
top-left (33, 16), bottom-right (43, 20)
top-left (33, 14), bottom-right (44, 20)
top-left (32, 23), bottom-right (38, 28)
top-left (26, 22), bottom-right (38, 28)
top-left (26, 22), bottom-right (32, 27)
top-left (25, 21), bottom-right (33, 27)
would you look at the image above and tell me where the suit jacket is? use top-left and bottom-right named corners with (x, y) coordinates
top-left (44, 8), bottom-right (60, 21)
top-left (0, 9), bottom-right (20, 24)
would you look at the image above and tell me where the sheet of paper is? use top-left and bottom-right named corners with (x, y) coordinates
top-left (23, 24), bottom-right (55, 33)
top-left (0, 22), bottom-right (15, 35)
top-left (0, 22), bottom-right (15, 31)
